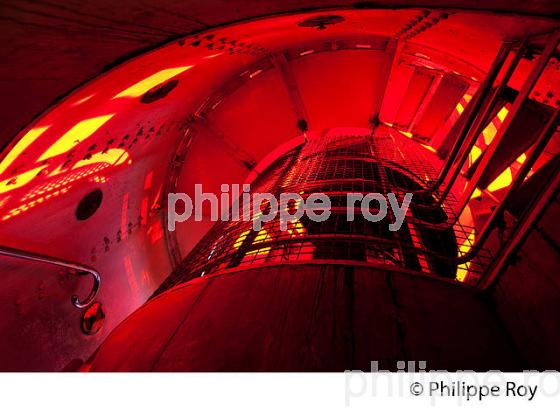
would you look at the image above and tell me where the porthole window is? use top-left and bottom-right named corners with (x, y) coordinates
top-left (76, 189), bottom-right (103, 220)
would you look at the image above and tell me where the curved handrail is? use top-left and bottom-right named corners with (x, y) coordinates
top-left (0, 245), bottom-right (100, 309)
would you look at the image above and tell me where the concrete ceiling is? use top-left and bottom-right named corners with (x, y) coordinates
top-left (1, 0), bottom-right (559, 145)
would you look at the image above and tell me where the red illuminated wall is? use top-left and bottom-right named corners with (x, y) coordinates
top-left (0, 3), bottom-right (559, 370)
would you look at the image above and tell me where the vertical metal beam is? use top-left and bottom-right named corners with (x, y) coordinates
top-left (162, 126), bottom-right (194, 268)
top-left (427, 42), bottom-right (514, 193)
top-left (453, 30), bottom-right (560, 219)
top-left (192, 115), bottom-right (257, 170)
top-left (372, 38), bottom-right (402, 124)
top-left (273, 53), bottom-right (309, 131)
top-left (407, 72), bottom-right (443, 132)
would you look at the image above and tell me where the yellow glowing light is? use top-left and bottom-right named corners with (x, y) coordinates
top-left (482, 122), bottom-right (497, 145)
top-left (233, 230), bottom-right (250, 249)
top-left (204, 52), bottom-right (224, 59)
top-left (38, 115), bottom-right (114, 161)
top-left (487, 167), bottom-right (513, 192)
top-left (0, 195), bottom-right (10, 210)
top-left (0, 165), bottom-right (47, 194)
top-left (250, 246), bottom-right (271, 257)
top-left (232, 228), bottom-right (271, 258)
top-left (469, 145), bottom-right (482, 165)
top-left (497, 107), bottom-right (509, 122)
top-left (48, 164), bottom-right (66, 177)
top-left (456, 102), bottom-right (465, 114)
top-left (72, 94), bottom-right (95, 106)
top-left (252, 228), bottom-right (269, 244)
top-left (0, 126), bottom-right (50, 176)
top-left (400, 130), bottom-right (413, 138)
top-left (247, 228), bottom-right (270, 256)
top-left (420, 144), bottom-right (437, 153)
top-left (457, 231), bottom-right (475, 282)
top-left (470, 188), bottom-right (482, 199)
top-left (113, 66), bottom-right (192, 98)
top-left (72, 148), bottom-right (129, 169)
top-left (456, 267), bottom-right (469, 282)
top-left (289, 220), bottom-right (306, 236)
top-left (516, 153), bottom-right (527, 164)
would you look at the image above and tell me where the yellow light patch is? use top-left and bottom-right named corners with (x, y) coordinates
top-left (456, 267), bottom-right (469, 282)
top-left (482, 122), bottom-right (497, 145)
top-left (469, 145), bottom-right (482, 165)
top-left (233, 230), bottom-right (250, 249)
top-left (288, 219), bottom-right (306, 236)
top-left (516, 153), bottom-right (527, 164)
top-left (457, 231), bottom-right (475, 282)
top-left (0, 126), bottom-right (50, 176)
top-left (420, 144), bottom-right (437, 153)
top-left (0, 165), bottom-right (47, 194)
top-left (470, 188), bottom-right (482, 199)
top-left (247, 228), bottom-right (270, 256)
top-left (113, 66), bottom-right (192, 98)
top-left (497, 107), bottom-right (509, 122)
top-left (252, 228), bottom-right (269, 244)
top-left (487, 167), bottom-right (513, 192)
top-left (48, 164), bottom-right (66, 177)
top-left (72, 148), bottom-right (129, 169)
top-left (38, 115), bottom-right (114, 161)
top-left (456, 102), bottom-right (464, 114)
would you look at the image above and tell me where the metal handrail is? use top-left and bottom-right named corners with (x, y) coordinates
top-left (0, 245), bottom-right (100, 309)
